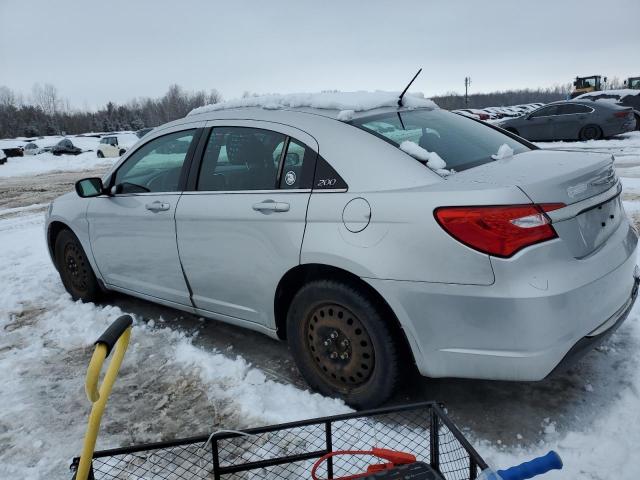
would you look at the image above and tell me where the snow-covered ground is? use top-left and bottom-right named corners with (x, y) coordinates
top-left (2, 132), bottom-right (640, 479)
top-left (0, 134), bottom-right (131, 178)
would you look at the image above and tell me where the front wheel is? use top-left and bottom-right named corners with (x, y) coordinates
top-left (54, 229), bottom-right (102, 302)
top-left (287, 280), bottom-right (401, 408)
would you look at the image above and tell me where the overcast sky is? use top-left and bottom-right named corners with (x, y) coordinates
top-left (1, 0), bottom-right (638, 109)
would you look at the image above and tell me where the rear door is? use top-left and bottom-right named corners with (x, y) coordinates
top-left (175, 121), bottom-right (317, 327)
top-left (88, 126), bottom-right (201, 305)
top-left (522, 105), bottom-right (558, 140)
top-left (552, 103), bottom-right (594, 139)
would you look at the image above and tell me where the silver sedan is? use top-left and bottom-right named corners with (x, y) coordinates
top-left (45, 100), bottom-right (639, 407)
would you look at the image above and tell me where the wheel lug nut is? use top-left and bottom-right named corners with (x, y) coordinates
top-left (323, 339), bottom-right (331, 347)
top-left (340, 352), bottom-right (349, 360)
top-left (330, 330), bottom-right (338, 339)
top-left (330, 352), bottom-right (338, 359)
top-left (341, 339), bottom-right (349, 347)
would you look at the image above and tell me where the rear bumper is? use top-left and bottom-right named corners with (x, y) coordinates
top-left (548, 273), bottom-right (639, 376)
top-left (366, 223), bottom-right (639, 380)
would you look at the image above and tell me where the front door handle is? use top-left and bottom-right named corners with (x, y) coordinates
top-left (145, 201), bottom-right (170, 212)
top-left (252, 200), bottom-right (290, 213)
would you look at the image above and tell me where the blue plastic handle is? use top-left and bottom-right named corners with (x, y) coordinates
top-left (497, 451), bottom-right (563, 480)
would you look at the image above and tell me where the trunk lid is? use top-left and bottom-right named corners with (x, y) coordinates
top-left (449, 149), bottom-right (621, 257)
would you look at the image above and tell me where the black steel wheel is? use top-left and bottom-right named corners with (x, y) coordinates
top-left (580, 124), bottom-right (602, 141)
top-left (54, 229), bottom-right (102, 302)
top-left (287, 280), bottom-right (402, 408)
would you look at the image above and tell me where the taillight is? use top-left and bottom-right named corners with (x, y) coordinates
top-left (614, 111), bottom-right (631, 118)
top-left (434, 204), bottom-right (565, 258)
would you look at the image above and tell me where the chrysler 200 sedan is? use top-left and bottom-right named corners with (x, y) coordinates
top-left (45, 94), bottom-right (639, 408)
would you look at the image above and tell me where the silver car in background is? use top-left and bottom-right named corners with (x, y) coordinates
top-left (46, 101), bottom-right (639, 407)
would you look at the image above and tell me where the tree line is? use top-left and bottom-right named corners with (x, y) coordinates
top-left (0, 77), bottom-right (631, 139)
top-left (0, 84), bottom-right (222, 139)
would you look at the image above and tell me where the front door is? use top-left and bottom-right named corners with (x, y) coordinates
top-left (88, 128), bottom-right (199, 305)
top-left (176, 124), bottom-right (317, 327)
top-left (523, 105), bottom-right (558, 140)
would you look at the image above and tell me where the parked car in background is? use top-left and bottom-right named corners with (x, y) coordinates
top-left (1, 145), bottom-right (24, 157)
top-left (51, 139), bottom-right (82, 156)
top-left (576, 89), bottom-right (640, 131)
top-left (0, 149), bottom-right (6, 165)
top-left (97, 134), bottom-right (138, 158)
top-left (452, 109), bottom-right (490, 120)
top-left (136, 127), bottom-right (154, 138)
top-left (497, 100), bottom-right (636, 141)
top-left (23, 142), bottom-right (43, 155)
top-left (46, 93), bottom-right (638, 407)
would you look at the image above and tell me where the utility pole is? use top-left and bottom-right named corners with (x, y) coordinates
top-left (464, 77), bottom-right (471, 106)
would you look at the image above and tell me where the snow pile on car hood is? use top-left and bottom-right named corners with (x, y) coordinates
top-left (188, 91), bottom-right (438, 116)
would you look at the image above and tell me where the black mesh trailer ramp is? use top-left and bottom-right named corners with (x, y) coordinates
top-left (70, 401), bottom-right (488, 480)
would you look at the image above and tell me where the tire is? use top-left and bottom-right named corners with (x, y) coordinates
top-left (119, 149), bottom-right (126, 156)
top-left (635, 114), bottom-right (640, 131)
top-left (54, 229), bottom-right (102, 302)
top-left (97, 150), bottom-right (104, 158)
top-left (579, 124), bottom-right (602, 141)
top-left (287, 280), bottom-right (401, 408)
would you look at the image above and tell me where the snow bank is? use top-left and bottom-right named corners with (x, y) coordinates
top-left (188, 91), bottom-right (438, 116)
top-left (576, 89), bottom-right (640, 100)
top-left (0, 151), bottom-right (115, 178)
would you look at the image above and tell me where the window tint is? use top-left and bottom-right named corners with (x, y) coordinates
top-left (114, 130), bottom-right (195, 193)
top-left (529, 105), bottom-right (558, 118)
top-left (279, 139), bottom-right (316, 189)
top-left (351, 109), bottom-right (530, 172)
top-left (557, 104), bottom-right (592, 115)
top-left (198, 127), bottom-right (285, 191)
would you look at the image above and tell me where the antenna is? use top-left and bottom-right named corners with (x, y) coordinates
top-left (398, 68), bottom-right (423, 107)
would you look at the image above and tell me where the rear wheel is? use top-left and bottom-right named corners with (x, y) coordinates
top-left (580, 124), bottom-right (602, 141)
top-left (54, 229), bottom-right (102, 302)
top-left (97, 150), bottom-right (104, 158)
top-left (119, 149), bottom-right (126, 156)
top-left (287, 280), bottom-right (401, 408)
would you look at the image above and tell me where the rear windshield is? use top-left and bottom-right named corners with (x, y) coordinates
top-left (351, 109), bottom-right (531, 172)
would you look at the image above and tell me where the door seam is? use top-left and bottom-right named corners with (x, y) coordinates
top-left (173, 193), bottom-right (197, 308)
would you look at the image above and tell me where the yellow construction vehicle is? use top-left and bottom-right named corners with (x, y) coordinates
top-left (570, 75), bottom-right (607, 98)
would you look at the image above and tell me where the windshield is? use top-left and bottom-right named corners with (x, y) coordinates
top-left (351, 109), bottom-right (531, 172)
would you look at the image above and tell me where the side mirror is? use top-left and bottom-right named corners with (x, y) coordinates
top-left (75, 177), bottom-right (104, 198)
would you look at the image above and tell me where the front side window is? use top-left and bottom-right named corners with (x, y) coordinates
top-left (114, 130), bottom-right (195, 193)
top-left (351, 109), bottom-right (530, 172)
top-left (557, 104), bottom-right (593, 115)
top-left (197, 127), bottom-right (286, 191)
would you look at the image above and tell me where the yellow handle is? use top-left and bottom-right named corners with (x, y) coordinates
top-left (76, 325), bottom-right (132, 480)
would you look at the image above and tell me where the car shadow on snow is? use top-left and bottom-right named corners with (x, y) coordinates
top-left (102, 291), bottom-right (638, 448)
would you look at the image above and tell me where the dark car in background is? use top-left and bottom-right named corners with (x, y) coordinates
top-left (497, 100), bottom-right (636, 141)
top-left (51, 139), bottom-right (82, 156)
top-left (135, 127), bottom-right (154, 138)
top-left (1, 145), bottom-right (24, 158)
top-left (576, 89), bottom-right (640, 131)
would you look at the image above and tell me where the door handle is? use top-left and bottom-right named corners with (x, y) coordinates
top-left (252, 200), bottom-right (290, 213)
top-left (145, 201), bottom-right (170, 212)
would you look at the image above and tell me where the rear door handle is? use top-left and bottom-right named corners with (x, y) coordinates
top-left (252, 200), bottom-right (290, 213)
top-left (145, 201), bottom-right (170, 212)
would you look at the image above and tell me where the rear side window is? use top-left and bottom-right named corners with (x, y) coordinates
top-left (529, 105), bottom-right (558, 117)
top-left (197, 127), bottom-right (316, 191)
top-left (351, 109), bottom-right (530, 172)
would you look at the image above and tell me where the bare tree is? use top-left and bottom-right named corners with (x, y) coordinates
top-left (31, 83), bottom-right (61, 115)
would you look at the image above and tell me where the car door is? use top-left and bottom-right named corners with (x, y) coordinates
top-left (175, 122), bottom-right (317, 327)
top-left (87, 126), bottom-right (201, 306)
top-left (552, 103), bottom-right (594, 139)
top-left (521, 105), bottom-right (558, 140)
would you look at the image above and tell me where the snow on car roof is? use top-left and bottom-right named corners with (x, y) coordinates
top-left (188, 91), bottom-right (438, 117)
top-left (577, 89), bottom-right (640, 100)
